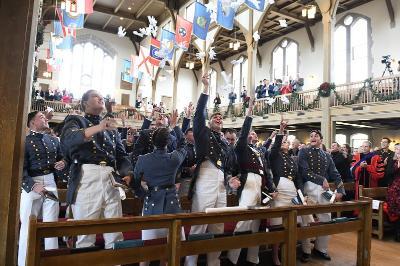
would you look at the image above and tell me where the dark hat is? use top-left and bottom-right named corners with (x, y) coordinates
top-left (310, 129), bottom-right (323, 139)
top-left (27, 111), bottom-right (39, 127)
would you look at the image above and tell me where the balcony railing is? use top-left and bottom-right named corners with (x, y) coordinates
top-left (332, 75), bottom-right (400, 106)
top-left (212, 75), bottom-right (400, 117)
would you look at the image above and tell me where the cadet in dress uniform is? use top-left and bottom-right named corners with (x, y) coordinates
top-left (60, 90), bottom-right (132, 249)
top-left (269, 120), bottom-right (303, 266)
top-left (227, 102), bottom-right (276, 266)
top-left (298, 130), bottom-right (345, 262)
top-left (132, 111), bottom-right (177, 165)
top-left (133, 113), bottom-right (186, 266)
top-left (185, 76), bottom-right (241, 266)
top-left (178, 127), bottom-right (197, 197)
top-left (19, 111), bottom-right (66, 266)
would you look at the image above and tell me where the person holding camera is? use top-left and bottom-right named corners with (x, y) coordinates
top-left (60, 90), bottom-right (133, 249)
top-left (298, 130), bottom-right (345, 263)
top-left (18, 111), bottom-right (65, 266)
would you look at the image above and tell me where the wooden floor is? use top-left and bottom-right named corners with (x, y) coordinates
top-left (297, 232), bottom-right (400, 266)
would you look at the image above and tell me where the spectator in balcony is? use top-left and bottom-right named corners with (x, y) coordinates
top-left (376, 137), bottom-right (395, 186)
top-left (351, 141), bottom-right (385, 199)
top-left (255, 80), bottom-right (263, 99)
top-left (280, 80), bottom-right (293, 95)
top-left (213, 93), bottom-right (221, 111)
top-left (62, 93), bottom-right (72, 103)
top-left (228, 89), bottom-right (237, 105)
top-left (261, 79), bottom-right (268, 98)
top-left (331, 142), bottom-right (352, 183)
top-left (54, 89), bottom-right (62, 101)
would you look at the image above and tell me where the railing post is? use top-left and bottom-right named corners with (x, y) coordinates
top-left (282, 210), bottom-right (297, 266)
top-left (357, 202), bottom-right (372, 266)
top-left (26, 215), bottom-right (40, 266)
top-left (168, 219), bottom-right (182, 266)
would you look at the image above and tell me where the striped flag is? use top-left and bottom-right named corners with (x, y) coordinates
top-left (77, 0), bottom-right (93, 14)
top-left (138, 46), bottom-right (151, 76)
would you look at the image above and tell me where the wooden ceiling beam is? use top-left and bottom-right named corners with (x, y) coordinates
top-left (114, 0), bottom-right (126, 13)
top-left (94, 4), bottom-right (147, 26)
top-left (269, 6), bottom-right (307, 24)
top-left (136, 0), bottom-right (155, 19)
top-left (385, 0), bottom-right (396, 28)
top-left (102, 16), bottom-right (113, 30)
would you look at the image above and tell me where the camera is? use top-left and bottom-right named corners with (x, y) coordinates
top-left (381, 55), bottom-right (391, 65)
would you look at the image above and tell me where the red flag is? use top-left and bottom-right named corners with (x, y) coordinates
top-left (175, 15), bottom-right (192, 50)
top-left (149, 38), bottom-right (162, 67)
top-left (138, 46), bottom-right (151, 76)
top-left (77, 0), bottom-right (93, 14)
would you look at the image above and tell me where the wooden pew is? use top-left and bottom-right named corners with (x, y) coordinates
top-left (26, 200), bottom-right (372, 266)
top-left (358, 185), bottom-right (389, 240)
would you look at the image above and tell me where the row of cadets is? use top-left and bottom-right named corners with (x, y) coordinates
top-left (60, 90), bottom-right (133, 249)
top-left (227, 99), bottom-right (277, 265)
top-left (185, 76), bottom-right (241, 266)
top-left (19, 111), bottom-right (67, 266)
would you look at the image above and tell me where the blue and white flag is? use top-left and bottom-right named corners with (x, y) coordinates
top-left (62, 10), bottom-right (84, 29)
top-left (122, 59), bottom-right (134, 83)
top-left (245, 0), bottom-right (266, 12)
top-left (54, 21), bottom-right (64, 37)
top-left (160, 29), bottom-right (175, 60)
top-left (216, 0), bottom-right (235, 30)
top-left (56, 36), bottom-right (73, 50)
top-left (193, 2), bottom-right (211, 40)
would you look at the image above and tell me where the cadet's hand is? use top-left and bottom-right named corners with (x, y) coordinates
top-left (246, 98), bottom-right (255, 116)
top-left (122, 175), bottom-right (131, 186)
top-left (202, 75), bottom-right (210, 94)
top-left (270, 130), bottom-right (278, 139)
top-left (100, 117), bottom-right (117, 131)
top-left (322, 179), bottom-right (330, 190)
top-left (185, 102), bottom-right (194, 118)
top-left (190, 165), bottom-right (197, 173)
top-left (360, 161), bottom-right (368, 168)
top-left (54, 160), bottom-right (65, 171)
top-left (32, 184), bottom-right (47, 195)
top-left (270, 191), bottom-right (279, 199)
top-left (169, 109), bottom-right (179, 128)
top-left (175, 183), bottom-right (181, 191)
top-left (279, 119), bottom-right (288, 134)
top-left (335, 192), bottom-right (343, 202)
top-left (384, 157), bottom-right (388, 166)
top-left (228, 176), bottom-right (241, 190)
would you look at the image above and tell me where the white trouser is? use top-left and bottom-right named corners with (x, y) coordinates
top-left (227, 173), bottom-right (262, 264)
top-left (18, 174), bottom-right (59, 266)
top-left (185, 161), bottom-right (227, 266)
top-left (71, 164), bottom-right (123, 249)
top-left (301, 181), bottom-right (331, 254)
top-left (269, 177), bottom-right (298, 226)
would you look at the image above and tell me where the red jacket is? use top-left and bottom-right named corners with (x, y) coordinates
top-left (352, 153), bottom-right (385, 199)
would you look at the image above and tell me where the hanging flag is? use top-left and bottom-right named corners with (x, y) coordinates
top-left (138, 46), bottom-right (151, 76)
top-left (175, 15), bottom-right (192, 50)
top-left (244, 0), bottom-right (266, 12)
top-left (122, 59), bottom-right (134, 83)
top-left (160, 29), bottom-right (175, 60)
top-left (54, 21), bottom-right (64, 37)
top-left (62, 9), bottom-right (84, 29)
top-left (77, 0), bottom-right (93, 14)
top-left (130, 54), bottom-right (140, 78)
top-left (216, 0), bottom-right (235, 30)
top-left (56, 36), bottom-right (73, 50)
top-left (149, 38), bottom-right (163, 67)
top-left (193, 2), bottom-right (211, 40)
top-left (69, 0), bottom-right (78, 13)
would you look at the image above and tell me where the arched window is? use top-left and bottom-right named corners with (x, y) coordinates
top-left (232, 56), bottom-right (248, 100)
top-left (59, 36), bottom-right (117, 99)
top-left (272, 39), bottom-right (298, 81)
top-left (350, 133), bottom-right (369, 150)
top-left (334, 14), bottom-right (371, 84)
top-left (335, 134), bottom-right (347, 145)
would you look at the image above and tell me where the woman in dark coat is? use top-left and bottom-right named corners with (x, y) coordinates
top-left (386, 143), bottom-right (400, 241)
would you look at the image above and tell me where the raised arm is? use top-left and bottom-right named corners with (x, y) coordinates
top-left (236, 99), bottom-right (254, 152)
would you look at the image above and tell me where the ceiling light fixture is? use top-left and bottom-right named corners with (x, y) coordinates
top-left (279, 19), bottom-right (287, 27)
top-left (128, 7), bottom-right (132, 10)
top-left (302, 5), bottom-right (317, 19)
top-left (120, 17), bottom-right (124, 20)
